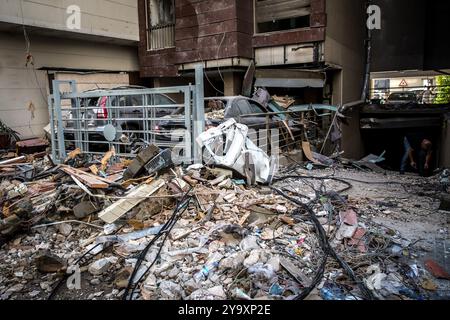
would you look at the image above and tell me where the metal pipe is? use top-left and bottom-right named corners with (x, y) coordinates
top-left (338, 99), bottom-right (365, 114)
top-left (361, 0), bottom-right (373, 102)
top-left (194, 65), bottom-right (205, 164)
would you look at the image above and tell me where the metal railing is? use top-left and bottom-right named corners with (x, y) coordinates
top-left (48, 66), bottom-right (206, 164)
top-left (370, 85), bottom-right (450, 104)
top-left (147, 23), bottom-right (175, 50)
top-left (237, 107), bottom-right (337, 157)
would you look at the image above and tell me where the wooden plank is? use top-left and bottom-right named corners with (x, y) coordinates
top-left (0, 156), bottom-right (26, 166)
top-left (98, 179), bottom-right (166, 224)
top-left (60, 165), bottom-right (111, 189)
top-left (302, 141), bottom-right (320, 164)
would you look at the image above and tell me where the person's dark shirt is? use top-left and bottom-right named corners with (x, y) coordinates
top-left (406, 133), bottom-right (429, 152)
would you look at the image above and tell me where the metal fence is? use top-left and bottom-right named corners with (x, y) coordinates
top-left (237, 106), bottom-right (338, 157)
top-left (370, 85), bottom-right (450, 104)
top-left (48, 66), bottom-right (205, 164)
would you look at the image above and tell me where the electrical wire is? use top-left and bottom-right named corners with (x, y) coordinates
top-left (271, 174), bottom-right (377, 300)
top-left (123, 188), bottom-right (193, 300)
top-left (197, 51), bottom-right (224, 95)
top-left (216, 32), bottom-right (226, 84)
top-left (47, 240), bottom-right (115, 300)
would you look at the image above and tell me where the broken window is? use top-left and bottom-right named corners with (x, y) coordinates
top-left (146, 0), bottom-right (175, 50)
top-left (255, 0), bottom-right (311, 33)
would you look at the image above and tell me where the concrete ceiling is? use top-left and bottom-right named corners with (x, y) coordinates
top-left (0, 21), bottom-right (138, 47)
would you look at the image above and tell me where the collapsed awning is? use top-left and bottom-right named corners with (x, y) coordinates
top-left (255, 69), bottom-right (325, 88)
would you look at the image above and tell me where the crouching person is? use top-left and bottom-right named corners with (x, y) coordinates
top-left (400, 134), bottom-right (433, 176)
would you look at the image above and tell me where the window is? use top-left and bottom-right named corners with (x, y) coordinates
top-left (248, 101), bottom-right (266, 114)
top-left (255, 0), bottom-right (311, 33)
top-left (146, 0), bottom-right (175, 50)
top-left (226, 99), bottom-right (250, 118)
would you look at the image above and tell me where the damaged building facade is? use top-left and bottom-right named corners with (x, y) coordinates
top-left (0, 0), bottom-right (140, 138)
top-left (0, 0), bottom-right (449, 303)
top-left (138, 0), bottom-right (367, 159)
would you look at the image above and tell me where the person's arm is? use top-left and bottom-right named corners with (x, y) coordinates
top-left (408, 148), bottom-right (417, 168)
top-left (425, 151), bottom-right (432, 170)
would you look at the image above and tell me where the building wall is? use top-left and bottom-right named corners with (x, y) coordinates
top-left (0, 0), bottom-right (139, 42)
top-left (139, 0), bottom-right (253, 78)
top-left (253, 0), bottom-right (326, 48)
top-left (0, 32), bottom-right (139, 138)
top-left (139, 0), bottom-right (328, 77)
top-left (324, 0), bottom-right (366, 159)
top-left (371, 0), bottom-right (450, 72)
top-left (175, 0), bottom-right (253, 65)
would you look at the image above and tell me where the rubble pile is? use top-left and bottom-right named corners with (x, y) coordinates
top-left (0, 142), bottom-right (449, 301)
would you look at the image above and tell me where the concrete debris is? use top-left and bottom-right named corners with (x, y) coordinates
top-left (73, 201), bottom-right (98, 219)
top-left (88, 257), bottom-right (118, 276)
top-left (57, 223), bottom-right (72, 236)
top-left (35, 251), bottom-right (67, 273)
top-left (0, 142), bottom-right (449, 301)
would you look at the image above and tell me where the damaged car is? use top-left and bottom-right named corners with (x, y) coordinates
top-left (154, 96), bottom-right (301, 149)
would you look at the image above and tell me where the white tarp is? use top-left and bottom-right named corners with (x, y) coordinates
top-left (196, 119), bottom-right (272, 184)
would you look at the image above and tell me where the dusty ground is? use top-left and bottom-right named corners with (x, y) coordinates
top-left (0, 167), bottom-right (448, 300)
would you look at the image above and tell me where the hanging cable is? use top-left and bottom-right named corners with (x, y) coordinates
top-left (271, 174), bottom-right (377, 300)
top-left (123, 188), bottom-right (193, 300)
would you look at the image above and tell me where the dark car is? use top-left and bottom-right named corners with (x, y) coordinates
top-left (154, 96), bottom-right (301, 147)
top-left (386, 92), bottom-right (418, 104)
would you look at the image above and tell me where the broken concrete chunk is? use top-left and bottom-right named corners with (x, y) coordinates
top-left (223, 193), bottom-right (237, 203)
top-left (239, 235), bottom-right (260, 251)
top-left (141, 273), bottom-right (158, 300)
top-left (209, 168), bottom-right (233, 179)
top-left (244, 249), bottom-right (261, 267)
top-left (207, 285), bottom-right (226, 299)
top-left (88, 257), bottom-right (118, 276)
top-left (219, 251), bottom-right (247, 270)
top-left (159, 280), bottom-right (184, 300)
top-left (438, 193), bottom-right (450, 211)
top-left (35, 251), bottom-right (67, 273)
top-left (336, 223), bottom-right (358, 240)
top-left (210, 174), bottom-right (231, 186)
top-left (115, 267), bottom-right (133, 288)
top-left (6, 284), bottom-right (24, 294)
top-left (266, 255), bottom-right (280, 272)
top-left (188, 288), bottom-right (216, 300)
top-left (7, 183), bottom-right (28, 199)
top-left (339, 209), bottom-right (358, 226)
top-left (168, 267), bottom-right (180, 279)
top-left (73, 201), bottom-right (98, 219)
top-left (57, 223), bottom-right (72, 236)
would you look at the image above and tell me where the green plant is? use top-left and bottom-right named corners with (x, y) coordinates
top-left (434, 75), bottom-right (450, 104)
top-left (0, 119), bottom-right (20, 142)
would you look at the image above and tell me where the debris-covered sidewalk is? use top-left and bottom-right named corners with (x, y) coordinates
top-left (0, 141), bottom-right (449, 301)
